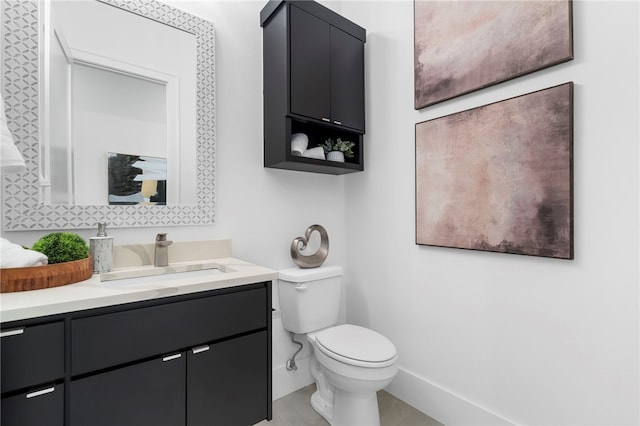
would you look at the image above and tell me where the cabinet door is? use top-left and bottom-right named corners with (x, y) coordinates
top-left (1, 322), bottom-right (64, 393)
top-left (289, 5), bottom-right (331, 123)
top-left (70, 353), bottom-right (186, 426)
top-left (1, 384), bottom-right (64, 426)
top-left (330, 26), bottom-right (365, 132)
top-left (187, 331), bottom-right (268, 426)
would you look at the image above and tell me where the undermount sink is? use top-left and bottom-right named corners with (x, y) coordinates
top-left (100, 266), bottom-right (226, 287)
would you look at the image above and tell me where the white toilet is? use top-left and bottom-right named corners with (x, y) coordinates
top-left (278, 266), bottom-right (398, 426)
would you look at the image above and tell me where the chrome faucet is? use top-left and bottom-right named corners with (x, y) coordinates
top-left (154, 233), bottom-right (173, 267)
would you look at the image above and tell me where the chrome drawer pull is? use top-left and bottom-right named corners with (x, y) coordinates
top-left (26, 387), bottom-right (55, 399)
top-left (162, 353), bottom-right (182, 362)
top-left (192, 345), bottom-right (210, 355)
top-left (333, 120), bottom-right (342, 125)
top-left (321, 117), bottom-right (330, 122)
top-left (0, 328), bottom-right (25, 338)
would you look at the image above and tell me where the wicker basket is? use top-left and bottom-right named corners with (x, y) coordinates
top-left (0, 256), bottom-right (93, 293)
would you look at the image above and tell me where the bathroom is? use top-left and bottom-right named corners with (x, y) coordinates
top-left (1, 0), bottom-right (638, 425)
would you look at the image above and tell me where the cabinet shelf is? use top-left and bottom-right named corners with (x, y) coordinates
top-left (261, 0), bottom-right (366, 175)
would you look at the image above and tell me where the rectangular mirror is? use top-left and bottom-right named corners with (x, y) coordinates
top-left (1, 0), bottom-right (216, 229)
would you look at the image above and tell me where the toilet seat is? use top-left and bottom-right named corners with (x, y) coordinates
top-left (314, 324), bottom-right (397, 368)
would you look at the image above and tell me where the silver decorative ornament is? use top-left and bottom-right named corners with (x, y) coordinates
top-left (290, 224), bottom-right (329, 268)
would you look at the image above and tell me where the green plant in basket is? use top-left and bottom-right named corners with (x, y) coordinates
top-left (32, 232), bottom-right (89, 264)
top-left (321, 138), bottom-right (355, 159)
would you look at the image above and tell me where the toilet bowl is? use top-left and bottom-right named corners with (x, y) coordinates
top-left (278, 267), bottom-right (398, 426)
top-left (308, 324), bottom-right (398, 426)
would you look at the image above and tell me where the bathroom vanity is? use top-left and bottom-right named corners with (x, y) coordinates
top-left (0, 249), bottom-right (276, 426)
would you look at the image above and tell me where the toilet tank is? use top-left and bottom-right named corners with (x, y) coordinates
top-left (278, 266), bottom-right (343, 334)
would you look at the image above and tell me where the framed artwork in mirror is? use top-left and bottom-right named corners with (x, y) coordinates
top-left (414, 0), bottom-right (573, 109)
top-left (415, 83), bottom-right (574, 259)
top-left (1, 0), bottom-right (215, 230)
top-left (108, 153), bottom-right (167, 206)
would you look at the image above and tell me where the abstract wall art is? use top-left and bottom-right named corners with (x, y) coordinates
top-left (415, 83), bottom-right (574, 259)
top-left (414, 0), bottom-right (573, 109)
top-left (108, 153), bottom-right (167, 205)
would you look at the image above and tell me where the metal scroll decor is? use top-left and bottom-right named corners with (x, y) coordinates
top-left (290, 225), bottom-right (329, 268)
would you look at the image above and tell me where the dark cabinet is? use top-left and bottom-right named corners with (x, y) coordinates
top-left (1, 385), bottom-right (64, 426)
top-left (290, 5), bottom-right (331, 124)
top-left (330, 26), bottom-right (365, 131)
top-left (70, 286), bottom-right (267, 375)
top-left (0, 282), bottom-right (272, 426)
top-left (70, 355), bottom-right (186, 426)
top-left (261, 0), bottom-right (366, 174)
top-left (1, 322), bottom-right (64, 393)
top-left (290, 6), bottom-right (365, 132)
top-left (187, 331), bottom-right (269, 426)
top-left (1, 322), bottom-right (65, 426)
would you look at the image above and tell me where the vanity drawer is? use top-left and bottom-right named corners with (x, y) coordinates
top-left (1, 384), bottom-right (64, 426)
top-left (71, 286), bottom-right (267, 376)
top-left (0, 322), bottom-right (65, 393)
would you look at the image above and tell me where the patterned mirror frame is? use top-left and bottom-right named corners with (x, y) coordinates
top-left (1, 0), bottom-right (216, 230)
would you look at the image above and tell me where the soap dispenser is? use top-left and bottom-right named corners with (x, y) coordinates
top-left (89, 222), bottom-right (113, 273)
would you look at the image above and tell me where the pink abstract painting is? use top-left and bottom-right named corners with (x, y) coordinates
top-left (414, 0), bottom-right (573, 109)
top-left (415, 83), bottom-right (573, 259)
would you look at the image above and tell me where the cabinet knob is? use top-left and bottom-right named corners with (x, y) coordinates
top-left (26, 387), bottom-right (55, 399)
top-left (321, 117), bottom-right (331, 122)
top-left (333, 120), bottom-right (342, 125)
top-left (0, 327), bottom-right (24, 338)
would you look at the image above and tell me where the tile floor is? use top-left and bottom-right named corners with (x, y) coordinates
top-left (256, 384), bottom-right (443, 426)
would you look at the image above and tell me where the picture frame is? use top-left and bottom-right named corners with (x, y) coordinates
top-left (414, 0), bottom-right (573, 109)
top-left (108, 153), bottom-right (167, 206)
top-left (415, 83), bottom-right (574, 259)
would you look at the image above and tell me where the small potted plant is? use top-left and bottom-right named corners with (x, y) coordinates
top-left (32, 232), bottom-right (90, 264)
top-left (1, 232), bottom-right (92, 292)
top-left (321, 138), bottom-right (355, 163)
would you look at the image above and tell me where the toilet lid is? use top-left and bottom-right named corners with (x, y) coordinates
top-left (315, 324), bottom-right (397, 367)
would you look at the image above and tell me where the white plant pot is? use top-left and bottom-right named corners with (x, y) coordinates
top-left (327, 151), bottom-right (345, 162)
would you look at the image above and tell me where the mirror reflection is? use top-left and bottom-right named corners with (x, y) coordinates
top-left (42, 0), bottom-right (197, 206)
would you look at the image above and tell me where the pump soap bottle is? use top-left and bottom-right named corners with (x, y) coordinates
top-left (90, 222), bottom-right (113, 273)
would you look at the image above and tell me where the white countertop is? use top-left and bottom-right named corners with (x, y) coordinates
top-left (0, 257), bottom-right (277, 323)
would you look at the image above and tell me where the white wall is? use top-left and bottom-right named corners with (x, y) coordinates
top-left (341, 1), bottom-right (639, 425)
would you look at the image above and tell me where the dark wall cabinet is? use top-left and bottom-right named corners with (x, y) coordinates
top-left (0, 282), bottom-right (272, 426)
top-left (261, 0), bottom-right (366, 174)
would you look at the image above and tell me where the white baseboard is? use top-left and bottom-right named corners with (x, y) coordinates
top-left (272, 355), bottom-right (315, 401)
top-left (385, 368), bottom-right (517, 426)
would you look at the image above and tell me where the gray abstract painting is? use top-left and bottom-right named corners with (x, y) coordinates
top-left (415, 83), bottom-right (573, 259)
top-left (414, 0), bottom-right (573, 109)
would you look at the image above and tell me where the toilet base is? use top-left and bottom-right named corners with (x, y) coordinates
top-left (311, 387), bottom-right (381, 426)
top-left (311, 389), bottom-right (334, 423)
top-left (332, 388), bottom-right (380, 426)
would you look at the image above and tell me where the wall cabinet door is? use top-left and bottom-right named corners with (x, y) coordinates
top-left (289, 5), bottom-right (365, 132)
top-left (1, 384), bottom-right (64, 426)
top-left (187, 331), bottom-right (269, 426)
top-left (70, 353), bottom-right (186, 426)
top-left (330, 26), bottom-right (365, 131)
top-left (289, 4), bottom-right (331, 123)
